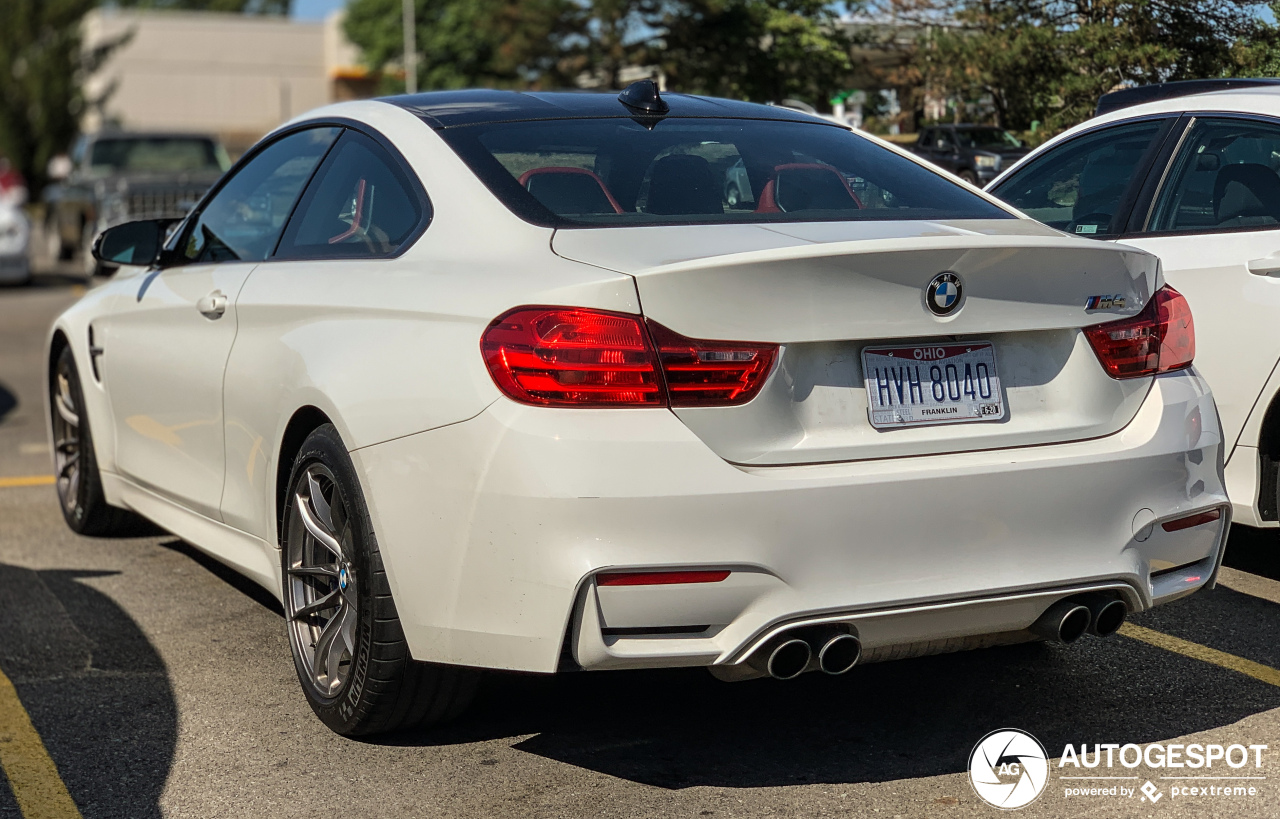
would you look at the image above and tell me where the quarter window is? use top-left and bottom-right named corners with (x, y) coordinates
top-left (1147, 117), bottom-right (1280, 233)
top-left (179, 127), bottom-right (340, 264)
top-left (991, 120), bottom-right (1167, 237)
top-left (275, 131), bottom-right (425, 259)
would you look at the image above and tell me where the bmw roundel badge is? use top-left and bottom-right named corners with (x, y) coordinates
top-left (926, 271), bottom-right (964, 317)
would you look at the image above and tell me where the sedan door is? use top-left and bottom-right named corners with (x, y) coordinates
top-left (97, 126), bottom-right (339, 520)
top-left (1119, 115), bottom-right (1280, 450)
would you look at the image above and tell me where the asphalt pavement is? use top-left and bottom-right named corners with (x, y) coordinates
top-left (3, 266), bottom-right (1280, 818)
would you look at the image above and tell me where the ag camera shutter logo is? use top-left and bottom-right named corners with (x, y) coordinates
top-left (969, 728), bottom-right (1050, 810)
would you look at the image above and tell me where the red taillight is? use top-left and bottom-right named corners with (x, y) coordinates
top-left (480, 307), bottom-right (663, 407)
top-left (597, 570), bottom-right (731, 586)
top-left (647, 320), bottom-right (777, 407)
top-left (1084, 285), bottom-right (1195, 379)
top-left (481, 307), bottom-right (778, 408)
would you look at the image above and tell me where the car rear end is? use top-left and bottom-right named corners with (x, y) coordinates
top-left (355, 99), bottom-right (1228, 679)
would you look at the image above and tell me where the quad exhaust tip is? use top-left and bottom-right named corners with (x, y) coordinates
top-left (818, 633), bottom-right (862, 675)
top-left (765, 638), bottom-right (812, 680)
top-left (1088, 598), bottom-right (1128, 637)
top-left (1032, 600), bottom-right (1092, 644)
top-left (1032, 596), bottom-right (1129, 643)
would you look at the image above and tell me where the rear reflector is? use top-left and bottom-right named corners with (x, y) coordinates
top-left (1161, 508), bottom-right (1222, 533)
top-left (1084, 285), bottom-right (1195, 379)
top-left (597, 570), bottom-right (731, 586)
top-left (481, 306), bottom-right (778, 408)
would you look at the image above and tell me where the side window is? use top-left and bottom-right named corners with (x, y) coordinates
top-left (1148, 117), bottom-right (1280, 234)
top-left (275, 131), bottom-right (425, 259)
top-left (991, 119), bottom-right (1168, 237)
top-left (180, 127), bottom-right (340, 264)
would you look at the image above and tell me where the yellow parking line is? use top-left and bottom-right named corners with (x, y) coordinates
top-left (1120, 623), bottom-right (1280, 688)
top-left (0, 476), bottom-right (55, 489)
top-left (0, 667), bottom-right (83, 818)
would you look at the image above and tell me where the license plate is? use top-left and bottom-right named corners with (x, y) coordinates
top-left (862, 342), bottom-right (1006, 429)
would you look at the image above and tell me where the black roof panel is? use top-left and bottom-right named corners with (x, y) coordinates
top-left (380, 89), bottom-right (831, 128)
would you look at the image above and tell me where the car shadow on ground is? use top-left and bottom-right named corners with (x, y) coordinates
top-left (0, 561), bottom-right (176, 818)
top-left (158, 522), bottom-right (1280, 793)
top-left (0, 383), bottom-right (15, 424)
top-left (376, 527), bottom-right (1280, 789)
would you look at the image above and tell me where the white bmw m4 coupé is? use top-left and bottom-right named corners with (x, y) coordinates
top-left (50, 81), bottom-right (1228, 735)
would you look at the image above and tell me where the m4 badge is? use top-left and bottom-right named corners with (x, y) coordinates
top-left (1085, 294), bottom-right (1127, 311)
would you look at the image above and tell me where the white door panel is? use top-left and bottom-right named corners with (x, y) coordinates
top-left (98, 263), bottom-right (256, 518)
top-left (1121, 230), bottom-right (1280, 450)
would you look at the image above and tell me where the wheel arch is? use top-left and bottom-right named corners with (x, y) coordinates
top-left (1254, 389), bottom-right (1280, 521)
top-left (275, 405), bottom-right (334, 541)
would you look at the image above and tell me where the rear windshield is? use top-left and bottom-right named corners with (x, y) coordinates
top-left (439, 118), bottom-right (1013, 228)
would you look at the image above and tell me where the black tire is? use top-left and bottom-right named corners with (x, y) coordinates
top-left (282, 424), bottom-right (478, 736)
top-left (50, 346), bottom-right (147, 536)
top-left (959, 170), bottom-right (979, 185)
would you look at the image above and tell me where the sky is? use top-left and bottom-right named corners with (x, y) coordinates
top-left (292, 0), bottom-right (347, 21)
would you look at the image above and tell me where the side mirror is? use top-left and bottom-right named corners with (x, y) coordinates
top-left (92, 220), bottom-right (167, 267)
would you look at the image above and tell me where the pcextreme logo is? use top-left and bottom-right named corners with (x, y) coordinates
top-left (969, 729), bottom-right (1269, 810)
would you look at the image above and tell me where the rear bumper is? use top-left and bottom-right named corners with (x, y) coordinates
top-left (352, 370), bottom-right (1228, 674)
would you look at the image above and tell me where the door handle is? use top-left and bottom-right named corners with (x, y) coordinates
top-left (1248, 258), bottom-right (1280, 277)
top-left (197, 290), bottom-right (228, 319)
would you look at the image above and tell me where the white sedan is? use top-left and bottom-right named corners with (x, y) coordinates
top-left (989, 80), bottom-right (1280, 535)
top-left (50, 82), bottom-right (1228, 736)
top-left (0, 200), bottom-right (31, 285)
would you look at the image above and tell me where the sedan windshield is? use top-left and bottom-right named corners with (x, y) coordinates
top-left (89, 137), bottom-right (230, 174)
top-left (440, 118), bottom-right (1013, 227)
top-left (954, 128), bottom-right (1022, 150)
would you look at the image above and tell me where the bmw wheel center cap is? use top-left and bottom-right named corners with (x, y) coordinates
top-left (926, 271), bottom-right (964, 316)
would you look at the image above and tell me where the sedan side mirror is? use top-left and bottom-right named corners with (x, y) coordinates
top-left (92, 220), bottom-right (168, 267)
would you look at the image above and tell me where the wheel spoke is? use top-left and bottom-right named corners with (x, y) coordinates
top-left (64, 466), bottom-right (79, 506)
top-left (296, 492), bottom-right (344, 560)
top-left (54, 390), bottom-right (79, 427)
top-left (292, 587), bottom-right (340, 620)
top-left (58, 451), bottom-right (80, 477)
top-left (287, 564), bottom-right (339, 579)
top-left (313, 604), bottom-right (354, 687)
top-left (306, 470), bottom-right (333, 531)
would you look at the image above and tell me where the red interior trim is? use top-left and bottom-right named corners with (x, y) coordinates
top-left (329, 177), bottom-right (368, 244)
top-left (755, 162), bottom-right (863, 213)
top-left (597, 570), bottom-right (731, 586)
top-left (516, 166), bottom-right (625, 214)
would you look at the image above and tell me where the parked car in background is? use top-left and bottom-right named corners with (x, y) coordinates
top-left (43, 131), bottom-right (229, 274)
top-left (0, 201), bottom-right (31, 285)
top-left (913, 125), bottom-right (1029, 185)
top-left (51, 83), bottom-right (1228, 736)
top-left (988, 80), bottom-right (1280, 534)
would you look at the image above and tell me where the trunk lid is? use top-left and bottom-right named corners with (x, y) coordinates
top-left (553, 220), bottom-right (1159, 465)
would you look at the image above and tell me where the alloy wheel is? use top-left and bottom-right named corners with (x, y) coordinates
top-left (285, 464), bottom-right (359, 700)
top-left (51, 365), bottom-right (82, 517)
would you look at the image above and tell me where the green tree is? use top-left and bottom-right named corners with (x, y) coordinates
top-left (878, 0), bottom-right (1275, 133)
top-left (344, 0), bottom-right (858, 105)
top-left (345, 0), bottom-right (584, 91)
top-left (658, 0), bottom-right (855, 105)
top-left (109, 0), bottom-right (292, 13)
top-left (0, 0), bottom-right (123, 194)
